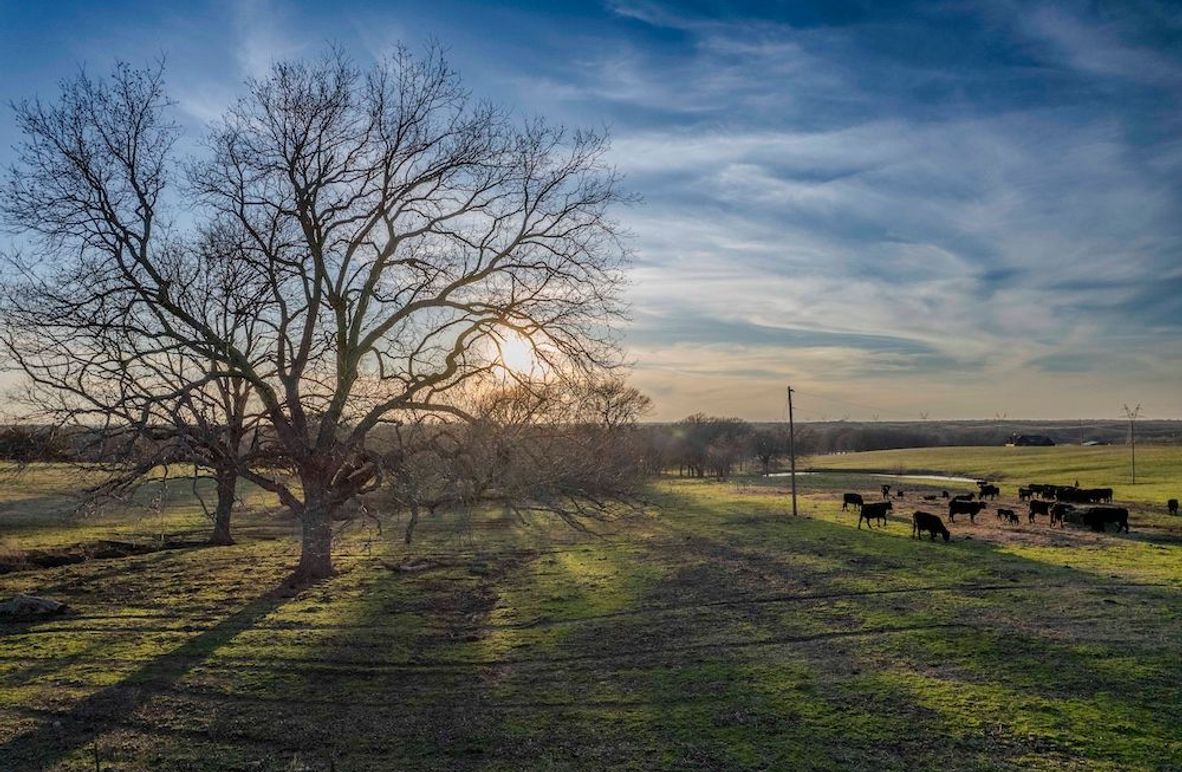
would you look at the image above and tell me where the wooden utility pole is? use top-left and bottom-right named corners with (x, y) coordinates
top-left (1123, 403), bottom-right (1142, 484)
top-left (787, 386), bottom-right (798, 517)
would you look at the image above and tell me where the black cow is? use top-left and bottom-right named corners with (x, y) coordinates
top-left (951, 493), bottom-right (974, 503)
top-left (1049, 502), bottom-right (1072, 528)
top-left (1169, 498), bottom-right (1179, 516)
top-left (941, 490), bottom-right (950, 499)
top-left (997, 508), bottom-right (1019, 525)
top-left (881, 484), bottom-right (891, 499)
top-left (1028, 499), bottom-right (1052, 523)
top-left (978, 484), bottom-right (1000, 500)
top-left (948, 499), bottom-right (987, 523)
top-left (859, 501), bottom-right (893, 529)
top-left (842, 493), bottom-right (864, 511)
top-left (1018, 487), bottom-right (1033, 501)
top-left (1056, 486), bottom-right (1105, 503)
top-left (1064, 488), bottom-right (1111, 504)
top-left (895, 489), bottom-right (906, 499)
top-left (912, 511), bottom-right (950, 542)
top-left (921, 494), bottom-right (938, 501)
top-left (1081, 506), bottom-right (1129, 533)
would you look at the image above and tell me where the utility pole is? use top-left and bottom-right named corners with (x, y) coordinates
top-left (1123, 404), bottom-right (1142, 484)
top-left (787, 386), bottom-right (798, 517)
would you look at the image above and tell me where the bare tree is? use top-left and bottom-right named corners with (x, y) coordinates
top-left (0, 226), bottom-right (271, 545)
top-left (673, 414), bottom-right (753, 480)
top-left (574, 375), bottom-right (652, 428)
top-left (2, 48), bottom-right (629, 581)
top-left (750, 427), bottom-right (788, 476)
top-left (377, 375), bottom-right (650, 545)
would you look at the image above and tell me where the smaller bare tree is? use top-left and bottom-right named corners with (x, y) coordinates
top-left (0, 226), bottom-right (272, 545)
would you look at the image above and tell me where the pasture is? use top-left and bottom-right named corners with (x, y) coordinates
top-left (807, 444), bottom-right (1181, 506)
top-left (1, 453), bottom-right (1180, 770)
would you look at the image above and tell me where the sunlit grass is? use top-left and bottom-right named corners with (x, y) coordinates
top-left (808, 444), bottom-right (1182, 504)
top-left (0, 467), bottom-right (1179, 768)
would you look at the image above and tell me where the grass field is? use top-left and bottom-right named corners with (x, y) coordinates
top-left (1, 455), bottom-right (1180, 770)
top-left (807, 444), bottom-right (1181, 506)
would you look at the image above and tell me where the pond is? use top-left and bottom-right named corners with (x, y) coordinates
top-left (767, 471), bottom-right (980, 485)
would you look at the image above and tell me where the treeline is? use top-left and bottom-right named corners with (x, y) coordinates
top-left (631, 416), bottom-right (1182, 480)
top-left (782, 419), bottom-right (1182, 452)
top-left (637, 414), bottom-right (792, 480)
top-left (0, 426), bottom-right (73, 462)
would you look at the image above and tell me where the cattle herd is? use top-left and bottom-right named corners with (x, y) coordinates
top-left (838, 479), bottom-right (1174, 542)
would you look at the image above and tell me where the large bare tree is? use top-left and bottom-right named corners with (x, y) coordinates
top-left (2, 48), bottom-right (629, 581)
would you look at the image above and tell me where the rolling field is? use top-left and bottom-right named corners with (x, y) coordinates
top-left (1, 459), bottom-right (1180, 770)
top-left (807, 444), bottom-right (1181, 506)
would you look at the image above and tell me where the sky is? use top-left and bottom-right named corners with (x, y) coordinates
top-left (1, 0), bottom-right (1180, 421)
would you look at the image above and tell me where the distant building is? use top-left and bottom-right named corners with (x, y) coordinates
top-left (1007, 433), bottom-right (1055, 447)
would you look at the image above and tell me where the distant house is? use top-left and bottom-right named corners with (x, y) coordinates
top-left (1007, 433), bottom-right (1055, 447)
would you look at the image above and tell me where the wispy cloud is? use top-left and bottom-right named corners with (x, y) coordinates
top-left (231, 0), bottom-right (307, 79)
top-left (1, 0), bottom-right (1177, 419)
top-left (572, 0), bottom-right (1182, 417)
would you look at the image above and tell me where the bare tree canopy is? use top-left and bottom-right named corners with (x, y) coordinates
top-left (1, 47), bottom-right (631, 581)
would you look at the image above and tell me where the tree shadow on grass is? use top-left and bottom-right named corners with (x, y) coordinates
top-left (0, 579), bottom-right (306, 769)
top-left (615, 489), bottom-right (1182, 767)
top-left (417, 484), bottom-right (1175, 768)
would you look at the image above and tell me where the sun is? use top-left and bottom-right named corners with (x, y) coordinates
top-left (495, 331), bottom-right (540, 375)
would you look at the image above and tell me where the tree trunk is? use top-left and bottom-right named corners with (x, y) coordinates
top-left (293, 497), bottom-right (334, 583)
top-left (209, 467), bottom-right (237, 546)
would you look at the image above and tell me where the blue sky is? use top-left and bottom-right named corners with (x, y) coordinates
top-left (2, 0), bottom-right (1180, 420)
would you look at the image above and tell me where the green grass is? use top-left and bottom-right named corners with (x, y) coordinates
top-left (0, 463), bottom-right (283, 552)
top-left (806, 444), bottom-right (1182, 505)
top-left (1, 465), bottom-right (1180, 769)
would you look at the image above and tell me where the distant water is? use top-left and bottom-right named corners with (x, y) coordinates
top-left (768, 471), bottom-right (979, 485)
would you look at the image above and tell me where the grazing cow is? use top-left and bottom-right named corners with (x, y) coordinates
top-left (1027, 483), bottom-right (1053, 498)
top-left (1028, 499), bottom-right (1052, 523)
top-left (842, 493), bottom-right (864, 511)
top-left (912, 511), bottom-right (951, 542)
top-left (921, 494), bottom-right (938, 501)
top-left (978, 484), bottom-right (1000, 500)
top-left (881, 484), bottom-right (891, 499)
top-left (859, 501), bottom-right (893, 529)
top-left (997, 508), bottom-right (1019, 525)
top-left (951, 493), bottom-right (974, 503)
top-left (1018, 487), bottom-right (1033, 501)
top-left (948, 499), bottom-right (987, 523)
top-left (1063, 488), bottom-right (1112, 504)
top-left (895, 489), bottom-right (906, 499)
top-left (941, 490), bottom-right (949, 499)
top-left (1056, 486), bottom-right (1112, 504)
top-left (1049, 502), bottom-right (1072, 528)
top-left (1081, 506), bottom-right (1129, 534)
top-left (1168, 498), bottom-right (1179, 516)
